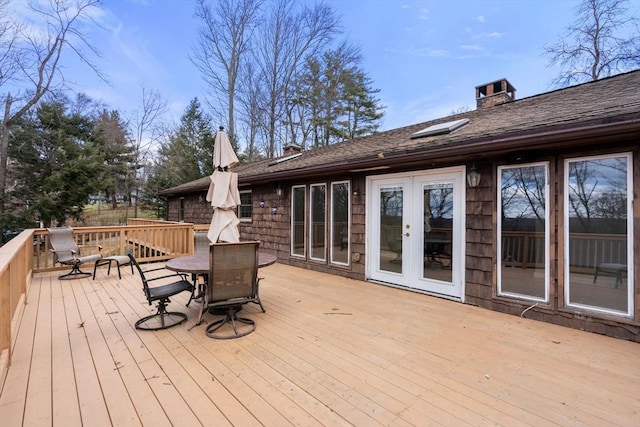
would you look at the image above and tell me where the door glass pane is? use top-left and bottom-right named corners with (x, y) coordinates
top-left (567, 155), bottom-right (629, 313)
top-left (291, 186), bottom-right (306, 257)
top-left (379, 186), bottom-right (403, 274)
top-left (422, 183), bottom-right (453, 282)
top-left (310, 184), bottom-right (326, 261)
top-left (499, 165), bottom-right (547, 300)
top-left (331, 182), bottom-right (349, 265)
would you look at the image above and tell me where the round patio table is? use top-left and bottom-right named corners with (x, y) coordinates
top-left (165, 252), bottom-right (277, 274)
top-left (167, 252), bottom-right (277, 317)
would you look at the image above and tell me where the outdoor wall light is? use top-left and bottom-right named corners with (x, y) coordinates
top-left (259, 200), bottom-right (265, 208)
top-left (271, 206), bottom-right (278, 214)
top-left (276, 186), bottom-right (282, 197)
top-left (353, 188), bottom-right (360, 197)
top-left (467, 162), bottom-right (481, 188)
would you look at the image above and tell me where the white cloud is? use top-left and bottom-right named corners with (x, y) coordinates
top-left (460, 45), bottom-right (484, 51)
top-left (475, 15), bottom-right (486, 23)
top-left (471, 31), bottom-right (506, 40)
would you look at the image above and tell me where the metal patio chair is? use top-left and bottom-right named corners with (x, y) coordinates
top-left (47, 227), bottom-right (103, 280)
top-left (129, 253), bottom-right (194, 331)
top-left (199, 241), bottom-right (265, 339)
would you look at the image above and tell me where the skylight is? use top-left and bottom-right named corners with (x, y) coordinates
top-left (410, 118), bottom-right (469, 139)
top-left (268, 152), bottom-right (303, 166)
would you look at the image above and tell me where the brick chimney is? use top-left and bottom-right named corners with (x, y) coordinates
top-left (283, 144), bottom-right (302, 156)
top-left (475, 78), bottom-right (516, 109)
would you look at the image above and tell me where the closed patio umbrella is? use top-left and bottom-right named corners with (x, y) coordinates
top-left (206, 127), bottom-right (241, 243)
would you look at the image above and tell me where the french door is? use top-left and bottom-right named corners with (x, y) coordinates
top-left (367, 168), bottom-right (465, 300)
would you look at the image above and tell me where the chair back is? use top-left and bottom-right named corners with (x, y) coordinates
top-left (47, 227), bottom-right (80, 263)
top-left (128, 253), bottom-right (152, 298)
top-left (194, 231), bottom-right (210, 255)
top-left (208, 241), bottom-right (260, 304)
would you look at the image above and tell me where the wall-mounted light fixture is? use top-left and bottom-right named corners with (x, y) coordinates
top-left (467, 161), bottom-right (481, 188)
top-left (352, 188), bottom-right (360, 197)
top-left (259, 200), bottom-right (265, 208)
top-left (271, 206), bottom-right (278, 214)
top-left (276, 185), bottom-right (282, 197)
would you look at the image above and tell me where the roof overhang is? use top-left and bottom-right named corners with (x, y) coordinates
top-left (238, 115), bottom-right (640, 185)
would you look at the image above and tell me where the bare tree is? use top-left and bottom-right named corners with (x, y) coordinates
top-left (128, 85), bottom-right (167, 217)
top-left (255, 0), bottom-right (339, 158)
top-left (193, 0), bottom-right (264, 151)
top-left (544, 0), bottom-right (640, 86)
top-left (0, 0), bottom-right (102, 225)
top-left (0, 0), bottom-right (22, 90)
top-left (237, 61), bottom-right (266, 162)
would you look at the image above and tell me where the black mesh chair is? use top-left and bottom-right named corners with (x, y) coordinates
top-left (129, 253), bottom-right (194, 330)
top-left (198, 241), bottom-right (265, 339)
top-left (47, 227), bottom-right (102, 280)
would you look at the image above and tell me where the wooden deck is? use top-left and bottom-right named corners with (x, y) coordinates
top-left (1, 262), bottom-right (639, 426)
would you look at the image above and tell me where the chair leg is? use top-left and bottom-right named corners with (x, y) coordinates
top-left (60, 262), bottom-right (92, 280)
top-left (135, 299), bottom-right (187, 331)
top-left (205, 305), bottom-right (255, 339)
top-left (114, 261), bottom-right (122, 279)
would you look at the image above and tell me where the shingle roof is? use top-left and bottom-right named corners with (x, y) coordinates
top-left (161, 70), bottom-right (640, 196)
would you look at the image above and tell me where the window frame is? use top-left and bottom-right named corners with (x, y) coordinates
top-left (309, 183), bottom-right (327, 262)
top-left (496, 162), bottom-right (550, 303)
top-left (563, 152), bottom-right (634, 317)
top-left (290, 185), bottom-right (307, 258)
top-left (238, 190), bottom-right (252, 222)
top-left (330, 181), bottom-right (351, 266)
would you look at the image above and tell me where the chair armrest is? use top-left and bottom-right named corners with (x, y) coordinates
top-left (145, 271), bottom-right (190, 284)
top-left (49, 248), bottom-right (78, 262)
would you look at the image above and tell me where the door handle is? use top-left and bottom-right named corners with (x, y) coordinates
top-left (404, 232), bottom-right (410, 237)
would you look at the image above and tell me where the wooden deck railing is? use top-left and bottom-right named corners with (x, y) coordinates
top-left (0, 221), bottom-right (200, 385)
top-left (501, 231), bottom-right (627, 270)
top-left (0, 230), bottom-right (33, 388)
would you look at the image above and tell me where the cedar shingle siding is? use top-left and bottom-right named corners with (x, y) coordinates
top-left (161, 71), bottom-right (640, 341)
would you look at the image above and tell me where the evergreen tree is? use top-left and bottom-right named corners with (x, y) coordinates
top-left (94, 109), bottom-right (135, 209)
top-left (8, 99), bottom-right (105, 227)
top-left (142, 99), bottom-right (216, 214)
top-left (295, 44), bottom-right (384, 148)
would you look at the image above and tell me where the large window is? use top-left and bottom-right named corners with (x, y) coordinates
top-left (564, 154), bottom-right (633, 315)
top-left (291, 186), bottom-right (306, 257)
top-left (330, 181), bottom-right (350, 265)
top-left (498, 163), bottom-right (549, 301)
top-left (238, 190), bottom-right (252, 221)
top-left (290, 181), bottom-right (351, 265)
top-left (310, 184), bottom-right (326, 261)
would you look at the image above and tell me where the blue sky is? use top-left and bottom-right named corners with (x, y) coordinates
top-left (56, 0), bottom-right (633, 132)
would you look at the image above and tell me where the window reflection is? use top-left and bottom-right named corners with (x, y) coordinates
top-left (379, 187), bottom-right (403, 274)
top-left (422, 183), bottom-right (453, 283)
top-left (566, 155), bottom-right (630, 314)
top-left (310, 184), bottom-right (326, 261)
top-left (331, 182), bottom-right (350, 265)
top-left (291, 186), bottom-right (306, 257)
top-left (498, 164), bottom-right (548, 300)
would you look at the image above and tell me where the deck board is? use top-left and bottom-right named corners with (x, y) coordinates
top-left (1, 262), bottom-right (639, 426)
